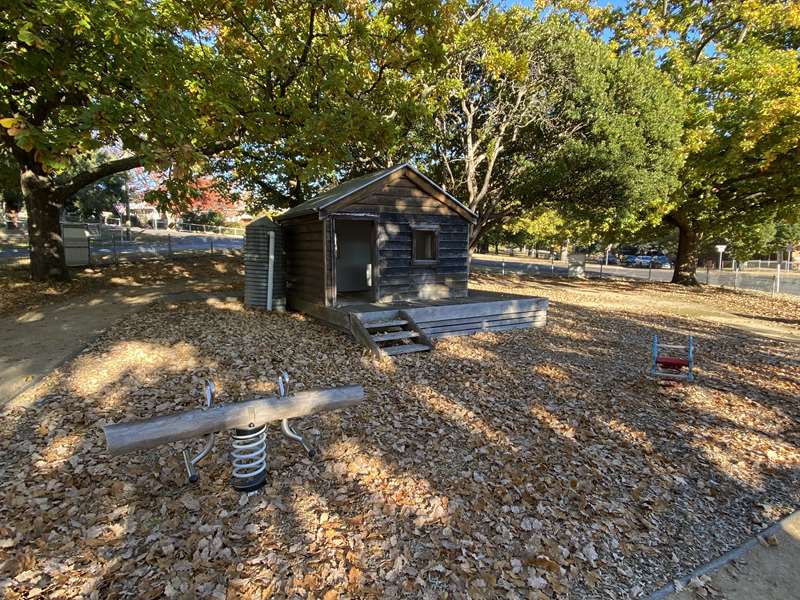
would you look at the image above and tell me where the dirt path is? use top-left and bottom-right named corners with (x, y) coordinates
top-left (3, 270), bottom-right (796, 411)
top-left (566, 286), bottom-right (800, 344)
top-left (0, 284), bottom-right (241, 411)
top-left (663, 511), bottom-right (800, 600)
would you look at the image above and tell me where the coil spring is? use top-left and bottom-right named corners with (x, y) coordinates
top-left (231, 424), bottom-right (268, 483)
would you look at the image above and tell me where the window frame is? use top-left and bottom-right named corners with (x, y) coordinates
top-left (411, 225), bottom-right (440, 265)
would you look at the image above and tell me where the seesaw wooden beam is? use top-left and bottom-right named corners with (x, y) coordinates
top-left (102, 385), bottom-right (364, 455)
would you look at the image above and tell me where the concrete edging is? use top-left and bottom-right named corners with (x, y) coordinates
top-left (647, 509), bottom-right (800, 599)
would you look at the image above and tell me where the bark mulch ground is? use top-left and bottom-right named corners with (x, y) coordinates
top-left (1, 272), bottom-right (797, 599)
top-left (0, 253), bottom-right (244, 317)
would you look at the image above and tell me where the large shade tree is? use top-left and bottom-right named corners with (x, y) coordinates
top-left (512, 21), bottom-right (684, 244)
top-left (429, 7), bottom-right (568, 245)
top-left (597, 0), bottom-right (800, 284)
top-left (201, 0), bottom-right (457, 210)
top-left (1, 0), bottom-right (241, 279)
top-left (427, 7), bottom-right (684, 246)
top-left (1, 0), bottom-right (454, 280)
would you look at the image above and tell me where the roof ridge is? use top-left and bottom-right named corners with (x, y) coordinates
top-left (276, 163), bottom-right (476, 222)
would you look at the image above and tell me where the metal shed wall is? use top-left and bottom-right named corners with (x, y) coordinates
top-left (244, 217), bottom-right (286, 311)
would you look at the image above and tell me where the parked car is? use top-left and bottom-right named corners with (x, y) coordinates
top-left (651, 255), bottom-right (673, 269)
top-left (621, 255), bottom-right (638, 267)
top-left (635, 255), bottom-right (653, 268)
top-left (596, 254), bottom-right (620, 265)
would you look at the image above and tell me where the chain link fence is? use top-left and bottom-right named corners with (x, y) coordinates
top-left (85, 232), bottom-right (244, 266)
top-left (1, 220), bottom-right (245, 267)
top-left (472, 249), bottom-right (800, 298)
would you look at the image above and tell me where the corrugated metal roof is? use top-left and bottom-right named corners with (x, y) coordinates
top-left (275, 163), bottom-right (476, 222)
top-left (245, 215), bottom-right (281, 231)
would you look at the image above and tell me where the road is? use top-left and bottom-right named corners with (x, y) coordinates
top-left (471, 254), bottom-right (800, 297)
top-left (0, 233), bottom-right (244, 262)
top-left (472, 254), bottom-right (673, 281)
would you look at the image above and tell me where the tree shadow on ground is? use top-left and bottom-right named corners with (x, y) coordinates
top-left (731, 312), bottom-right (800, 328)
top-left (0, 288), bottom-right (798, 599)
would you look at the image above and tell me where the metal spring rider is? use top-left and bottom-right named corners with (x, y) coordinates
top-left (180, 373), bottom-right (315, 492)
top-left (650, 334), bottom-right (695, 382)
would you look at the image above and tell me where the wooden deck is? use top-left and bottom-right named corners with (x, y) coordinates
top-left (291, 291), bottom-right (548, 356)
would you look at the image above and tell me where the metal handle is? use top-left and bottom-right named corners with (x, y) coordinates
top-left (277, 373), bottom-right (315, 458)
top-left (182, 380), bottom-right (216, 483)
top-left (182, 432), bottom-right (215, 483)
top-left (277, 371), bottom-right (289, 398)
top-left (281, 418), bottom-right (316, 458)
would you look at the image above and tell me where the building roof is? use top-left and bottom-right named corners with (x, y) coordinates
top-left (276, 163), bottom-right (477, 223)
top-left (244, 215), bottom-right (280, 231)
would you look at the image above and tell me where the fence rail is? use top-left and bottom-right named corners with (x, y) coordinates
top-left (85, 234), bottom-right (244, 266)
top-left (734, 259), bottom-right (799, 272)
top-left (174, 222), bottom-right (246, 237)
top-left (3, 217), bottom-right (245, 237)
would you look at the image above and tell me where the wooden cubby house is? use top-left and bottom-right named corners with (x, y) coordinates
top-left (275, 164), bottom-right (548, 357)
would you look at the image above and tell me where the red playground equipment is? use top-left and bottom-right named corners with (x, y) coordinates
top-left (650, 334), bottom-right (695, 382)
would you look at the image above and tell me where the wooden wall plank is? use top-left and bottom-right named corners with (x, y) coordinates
top-left (413, 311), bottom-right (545, 329)
top-left (300, 172), bottom-right (473, 305)
top-left (429, 320), bottom-right (546, 339)
top-left (405, 298), bottom-right (549, 323)
top-left (284, 216), bottom-right (326, 307)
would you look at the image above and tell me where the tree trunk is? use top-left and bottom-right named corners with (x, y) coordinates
top-left (671, 218), bottom-right (701, 285)
top-left (21, 167), bottom-right (68, 281)
top-left (468, 215), bottom-right (486, 250)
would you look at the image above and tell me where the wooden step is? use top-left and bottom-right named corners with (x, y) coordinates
top-left (372, 330), bottom-right (419, 343)
top-left (364, 319), bottom-right (407, 329)
top-left (383, 343), bottom-right (431, 356)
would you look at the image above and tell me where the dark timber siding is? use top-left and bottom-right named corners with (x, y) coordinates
top-left (330, 175), bottom-right (470, 302)
top-left (283, 214), bottom-right (326, 307)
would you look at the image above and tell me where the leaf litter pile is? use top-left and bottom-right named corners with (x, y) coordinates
top-left (1, 271), bottom-right (798, 599)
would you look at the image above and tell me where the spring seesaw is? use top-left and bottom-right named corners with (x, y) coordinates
top-left (102, 373), bottom-right (364, 492)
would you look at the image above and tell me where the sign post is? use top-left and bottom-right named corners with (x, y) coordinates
top-left (715, 244), bottom-right (727, 270)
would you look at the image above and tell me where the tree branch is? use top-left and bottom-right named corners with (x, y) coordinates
top-left (692, 20), bottom-right (739, 63)
top-left (0, 129), bottom-right (35, 170)
top-left (279, 4), bottom-right (318, 97)
top-left (57, 154), bottom-right (144, 200)
top-left (57, 139), bottom-right (239, 200)
top-left (252, 177), bottom-right (294, 205)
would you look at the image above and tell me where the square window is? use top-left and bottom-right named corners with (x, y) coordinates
top-left (412, 228), bottom-right (438, 263)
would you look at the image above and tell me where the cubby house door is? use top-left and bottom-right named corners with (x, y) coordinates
top-left (334, 218), bottom-right (376, 304)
